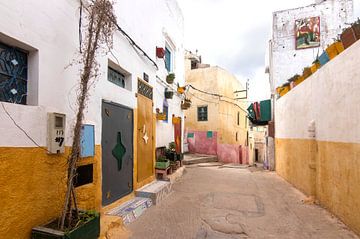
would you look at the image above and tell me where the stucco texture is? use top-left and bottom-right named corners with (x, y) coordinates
top-left (275, 139), bottom-right (360, 235)
top-left (0, 146), bottom-right (101, 239)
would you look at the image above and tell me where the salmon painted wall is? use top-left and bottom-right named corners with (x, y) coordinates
top-left (186, 130), bottom-right (217, 155)
top-left (275, 40), bottom-right (360, 235)
top-left (184, 66), bottom-right (248, 163)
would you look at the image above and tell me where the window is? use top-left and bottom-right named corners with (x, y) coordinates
top-left (165, 47), bottom-right (171, 72)
top-left (108, 67), bottom-right (125, 88)
top-left (163, 104), bottom-right (168, 122)
top-left (197, 106), bottom-right (208, 121)
top-left (236, 132), bottom-right (238, 142)
top-left (74, 164), bottom-right (93, 187)
top-left (237, 112), bottom-right (240, 125)
top-left (0, 42), bottom-right (28, 104)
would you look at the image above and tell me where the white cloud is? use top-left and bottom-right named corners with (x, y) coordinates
top-left (178, 0), bottom-right (316, 101)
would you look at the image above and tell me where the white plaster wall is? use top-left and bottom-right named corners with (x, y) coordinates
top-left (270, 0), bottom-right (353, 90)
top-left (275, 40), bottom-right (360, 144)
top-left (0, 0), bottom-right (184, 147)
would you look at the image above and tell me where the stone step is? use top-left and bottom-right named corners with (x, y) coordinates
top-left (106, 197), bottom-right (152, 225)
top-left (183, 155), bottom-right (218, 165)
top-left (135, 180), bottom-right (172, 205)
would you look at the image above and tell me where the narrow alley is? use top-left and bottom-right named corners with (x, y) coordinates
top-left (1, 0), bottom-right (360, 238)
top-left (127, 165), bottom-right (358, 239)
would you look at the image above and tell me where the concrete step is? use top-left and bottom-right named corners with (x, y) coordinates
top-left (183, 154), bottom-right (218, 165)
top-left (106, 197), bottom-right (152, 225)
top-left (135, 180), bottom-right (172, 205)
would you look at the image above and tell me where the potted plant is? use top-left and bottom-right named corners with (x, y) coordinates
top-left (166, 73), bottom-right (175, 84)
top-left (155, 155), bottom-right (170, 169)
top-left (326, 40), bottom-right (344, 60)
top-left (302, 67), bottom-right (312, 79)
top-left (352, 18), bottom-right (360, 39)
top-left (340, 26), bottom-right (357, 49)
top-left (310, 59), bottom-right (321, 73)
top-left (177, 86), bottom-right (185, 94)
top-left (31, 210), bottom-right (100, 239)
top-left (181, 98), bottom-right (191, 109)
top-left (287, 74), bottom-right (299, 89)
top-left (318, 50), bottom-right (330, 66)
top-left (165, 142), bottom-right (176, 161)
top-left (164, 89), bottom-right (174, 99)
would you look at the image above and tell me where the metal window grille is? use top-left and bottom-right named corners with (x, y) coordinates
top-left (137, 79), bottom-right (153, 100)
top-left (108, 67), bottom-right (125, 88)
top-left (197, 106), bottom-right (208, 121)
top-left (0, 42), bottom-right (28, 104)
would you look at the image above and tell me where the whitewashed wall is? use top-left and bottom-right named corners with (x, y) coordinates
top-left (276, 40), bottom-right (360, 144)
top-left (270, 0), bottom-right (353, 91)
top-left (0, 0), bottom-right (184, 148)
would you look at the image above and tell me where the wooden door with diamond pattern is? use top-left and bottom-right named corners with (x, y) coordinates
top-left (137, 79), bottom-right (154, 182)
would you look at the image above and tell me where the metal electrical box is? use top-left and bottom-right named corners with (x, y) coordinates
top-left (47, 113), bottom-right (66, 154)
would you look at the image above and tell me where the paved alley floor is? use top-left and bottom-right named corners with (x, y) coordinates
top-left (127, 166), bottom-right (359, 239)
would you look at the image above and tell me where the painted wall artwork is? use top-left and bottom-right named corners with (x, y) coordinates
top-left (295, 16), bottom-right (320, 49)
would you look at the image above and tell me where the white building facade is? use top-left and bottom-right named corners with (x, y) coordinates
top-left (0, 0), bottom-right (185, 238)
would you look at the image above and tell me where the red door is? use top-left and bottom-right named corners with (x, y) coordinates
top-left (173, 117), bottom-right (182, 153)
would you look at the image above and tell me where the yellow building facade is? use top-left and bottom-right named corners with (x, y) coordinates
top-left (184, 53), bottom-right (248, 163)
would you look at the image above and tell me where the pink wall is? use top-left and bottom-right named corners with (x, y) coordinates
top-left (186, 130), bottom-right (249, 164)
top-left (187, 130), bottom-right (217, 155)
top-left (217, 144), bottom-right (241, 163)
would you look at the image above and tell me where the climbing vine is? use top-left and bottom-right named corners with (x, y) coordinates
top-left (60, 0), bottom-right (116, 229)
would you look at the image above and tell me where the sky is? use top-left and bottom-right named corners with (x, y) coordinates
top-left (177, 0), bottom-right (360, 102)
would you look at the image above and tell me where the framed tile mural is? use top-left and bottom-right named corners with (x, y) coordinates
top-left (295, 16), bottom-right (320, 50)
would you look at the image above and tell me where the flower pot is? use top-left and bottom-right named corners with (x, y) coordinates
top-left (156, 113), bottom-right (166, 120)
top-left (165, 151), bottom-right (176, 161)
top-left (294, 75), bottom-right (305, 86)
top-left (318, 51), bottom-right (330, 66)
top-left (166, 73), bottom-right (175, 84)
top-left (310, 63), bottom-right (319, 74)
top-left (334, 41), bottom-right (345, 54)
top-left (277, 85), bottom-right (290, 97)
top-left (181, 104), bottom-right (189, 110)
top-left (177, 86), bottom-right (185, 94)
top-left (31, 211), bottom-right (100, 239)
top-left (326, 42), bottom-right (344, 60)
top-left (156, 160), bottom-right (170, 169)
top-left (164, 91), bottom-right (174, 99)
top-left (170, 162), bottom-right (177, 171)
top-left (340, 27), bottom-right (357, 49)
top-left (351, 22), bottom-right (360, 39)
top-left (302, 67), bottom-right (312, 79)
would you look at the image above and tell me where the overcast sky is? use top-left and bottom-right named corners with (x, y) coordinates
top-left (177, 0), bottom-right (360, 102)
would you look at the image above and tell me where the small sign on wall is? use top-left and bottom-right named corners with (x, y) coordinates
top-left (187, 132), bottom-right (194, 138)
top-left (207, 131), bottom-right (213, 138)
top-left (80, 124), bottom-right (95, 157)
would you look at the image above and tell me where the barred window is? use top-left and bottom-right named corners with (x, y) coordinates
top-left (0, 42), bottom-right (28, 104)
top-left (197, 106), bottom-right (208, 121)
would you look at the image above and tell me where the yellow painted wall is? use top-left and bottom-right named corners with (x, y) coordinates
top-left (185, 66), bottom-right (248, 145)
top-left (276, 138), bottom-right (360, 235)
top-left (0, 146), bottom-right (101, 239)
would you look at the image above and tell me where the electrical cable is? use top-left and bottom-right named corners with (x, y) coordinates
top-left (0, 102), bottom-right (69, 160)
top-left (80, 1), bottom-right (158, 70)
top-left (79, 2), bottom-right (83, 53)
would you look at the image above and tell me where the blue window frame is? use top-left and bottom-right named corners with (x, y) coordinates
top-left (163, 104), bottom-right (168, 122)
top-left (108, 67), bottom-right (125, 88)
top-left (165, 47), bottom-right (171, 72)
top-left (0, 42), bottom-right (28, 104)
